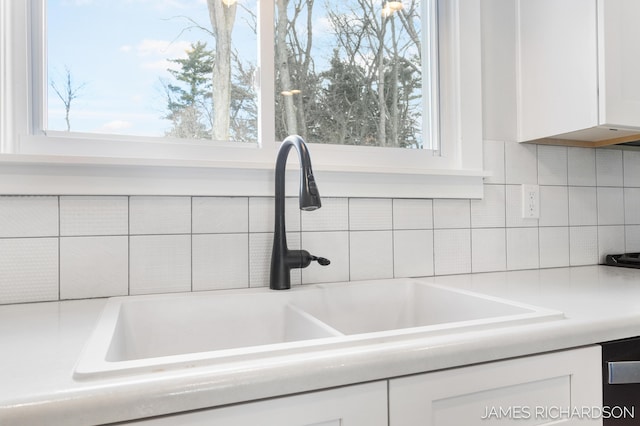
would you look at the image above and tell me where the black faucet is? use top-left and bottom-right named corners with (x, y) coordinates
top-left (270, 135), bottom-right (330, 290)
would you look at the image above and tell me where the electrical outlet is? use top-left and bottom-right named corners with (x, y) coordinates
top-left (522, 184), bottom-right (540, 219)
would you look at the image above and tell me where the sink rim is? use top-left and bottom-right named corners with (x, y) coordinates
top-left (73, 278), bottom-right (564, 380)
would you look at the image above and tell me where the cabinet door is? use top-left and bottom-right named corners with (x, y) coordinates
top-left (600, 0), bottom-right (640, 128)
top-left (482, 0), bottom-right (598, 142)
top-left (127, 381), bottom-right (387, 425)
top-left (389, 346), bottom-right (602, 426)
top-left (517, 0), bottom-right (598, 141)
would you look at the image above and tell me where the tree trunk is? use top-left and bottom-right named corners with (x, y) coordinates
top-left (207, 0), bottom-right (237, 141)
top-left (377, 17), bottom-right (387, 147)
top-left (275, 0), bottom-right (297, 135)
top-left (389, 16), bottom-right (399, 147)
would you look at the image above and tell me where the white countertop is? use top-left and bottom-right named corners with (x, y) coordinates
top-left (2, 265), bottom-right (640, 425)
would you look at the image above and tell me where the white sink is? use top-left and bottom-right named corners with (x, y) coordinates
top-left (105, 293), bottom-right (341, 362)
top-left (293, 281), bottom-right (562, 336)
top-left (74, 279), bottom-right (563, 379)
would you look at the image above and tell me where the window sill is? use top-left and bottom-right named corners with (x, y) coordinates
top-left (0, 154), bottom-right (486, 199)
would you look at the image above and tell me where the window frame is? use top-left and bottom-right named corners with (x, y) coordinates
top-left (0, 0), bottom-right (484, 199)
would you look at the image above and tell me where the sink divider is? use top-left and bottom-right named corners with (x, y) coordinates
top-left (286, 304), bottom-right (345, 338)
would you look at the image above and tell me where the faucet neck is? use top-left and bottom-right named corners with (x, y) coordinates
top-left (274, 135), bottom-right (318, 214)
top-left (270, 135), bottom-right (321, 290)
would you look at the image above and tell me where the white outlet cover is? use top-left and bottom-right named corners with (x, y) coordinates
top-left (522, 184), bottom-right (540, 219)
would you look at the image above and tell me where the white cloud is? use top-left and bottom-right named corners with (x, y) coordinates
top-left (119, 39), bottom-right (192, 70)
top-left (134, 39), bottom-right (192, 58)
top-left (122, 0), bottom-right (193, 11)
top-left (314, 16), bottom-right (334, 37)
top-left (61, 0), bottom-right (95, 6)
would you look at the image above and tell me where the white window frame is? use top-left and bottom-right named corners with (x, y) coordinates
top-left (0, 0), bottom-right (484, 198)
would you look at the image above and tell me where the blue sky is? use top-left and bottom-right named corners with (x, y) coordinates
top-left (47, 0), bottom-right (257, 136)
top-left (46, 0), bottom-right (418, 139)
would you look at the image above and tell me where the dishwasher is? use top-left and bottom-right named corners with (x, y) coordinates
top-left (602, 336), bottom-right (640, 425)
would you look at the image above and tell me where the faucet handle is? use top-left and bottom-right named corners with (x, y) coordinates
top-left (291, 250), bottom-right (331, 269)
top-left (311, 255), bottom-right (331, 266)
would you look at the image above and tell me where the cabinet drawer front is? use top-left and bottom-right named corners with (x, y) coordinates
top-left (390, 346), bottom-right (602, 426)
top-left (127, 381), bottom-right (387, 426)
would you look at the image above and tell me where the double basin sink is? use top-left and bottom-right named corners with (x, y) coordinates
top-left (74, 279), bottom-right (563, 379)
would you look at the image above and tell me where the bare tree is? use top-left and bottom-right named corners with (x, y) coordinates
top-left (207, 0), bottom-right (238, 141)
top-left (50, 67), bottom-right (86, 131)
top-left (326, 0), bottom-right (422, 148)
top-left (275, 0), bottom-right (298, 135)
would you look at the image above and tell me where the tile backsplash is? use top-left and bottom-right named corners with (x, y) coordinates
top-left (1, 141), bottom-right (639, 305)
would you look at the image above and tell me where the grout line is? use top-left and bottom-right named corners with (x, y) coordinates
top-left (190, 196), bottom-right (193, 293)
top-left (246, 197), bottom-right (250, 289)
top-left (391, 199), bottom-right (395, 278)
top-left (127, 196), bottom-right (131, 296)
top-left (347, 198), bottom-right (351, 281)
top-left (57, 196), bottom-right (61, 301)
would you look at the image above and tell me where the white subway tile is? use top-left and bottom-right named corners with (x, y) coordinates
top-left (624, 150), bottom-right (640, 187)
top-left (60, 196), bottom-right (128, 236)
top-left (568, 147), bottom-right (596, 186)
top-left (471, 228), bottom-right (506, 273)
top-left (538, 145), bottom-right (568, 185)
top-left (625, 188), bottom-right (640, 225)
top-left (130, 196), bottom-right (191, 235)
top-left (597, 187), bottom-right (625, 225)
top-left (433, 199), bottom-right (470, 229)
top-left (349, 199), bottom-right (392, 230)
top-left (301, 231), bottom-right (349, 284)
top-left (471, 185), bottom-right (505, 228)
top-left (539, 227), bottom-right (570, 268)
top-left (506, 228), bottom-right (539, 270)
top-left (393, 230), bottom-right (434, 278)
top-left (0, 238), bottom-right (58, 304)
top-left (596, 149), bottom-right (623, 187)
top-left (0, 196), bottom-right (58, 238)
top-left (598, 225), bottom-right (625, 264)
top-left (249, 232), bottom-right (300, 288)
top-left (192, 197), bottom-right (248, 234)
top-left (569, 226), bottom-right (599, 266)
top-left (505, 185), bottom-right (539, 227)
top-left (505, 142), bottom-right (537, 184)
top-left (483, 140), bottom-right (505, 184)
top-left (539, 186), bottom-right (569, 227)
top-left (568, 187), bottom-right (597, 226)
top-left (392, 199), bottom-right (433, 230)
top-left (130, 235), bottom-right (191, 295)
top-left (301, 198), bottom-right (349, 231)
top-left (349, 231), bottom-right (393, 280)
top-left (625, 225), bottom-right (640, 252)
top-left (193, 234), bottom-right (248, 291)
top-left (434, 229), bottom-right (471, 275)
top-left (249, 197), bottom-right (300, 233)
top-left (60, 236), bottom-right (128, 299)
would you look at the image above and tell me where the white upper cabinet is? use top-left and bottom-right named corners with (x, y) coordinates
top-left (599, 0), bottom-right (640, 129)
top-left (482, 0), bottom-right (640, 147)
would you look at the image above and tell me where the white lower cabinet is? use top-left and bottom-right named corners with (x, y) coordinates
top-left (128, 381), bottom-right (388, 426)
top-left (389, 346), bottom-right (602, 426)
top-left (127, 347), bottom-right (602, 426)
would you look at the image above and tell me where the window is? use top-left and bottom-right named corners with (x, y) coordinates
top-left (275, 0), bottom-right (435, 151)
top-left (46, 0), bottom-right (258, 142)
top-left (0, 0), bottom-right (483, 198)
